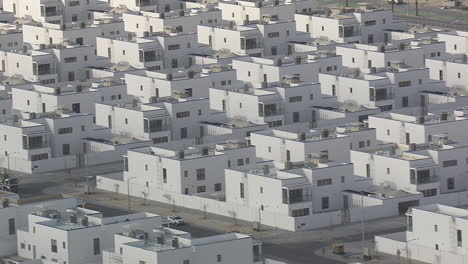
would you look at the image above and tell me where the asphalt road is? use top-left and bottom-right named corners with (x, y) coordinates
top-left (85, 200), bottom-right (406, 264)
top-left (15, 163), bottom-right (407, 264)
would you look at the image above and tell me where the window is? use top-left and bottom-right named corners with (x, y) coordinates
top-left (184, 260), bottom-right (190, 264)
top-left (69, 1), bottom-right (80, 6)
top-left (293, 112), bottom-right (300, 122)
top-left (197, 185), bottom-right (206, 193)
top-left (289, 189), bottom-right (304, 203)
top-left (58, 127), bottom-right (73, 134)
top-left (317, 179), bottom-right (332, 186)
top-left (163, 168), bottom-right (167, 183)
top-left (240, 183), bottom-right (245, 198)
top-left (217, 254), bottom-right (222, 262)
top-left (387, 168), bottom-right (390, 174)
top-left (21, 243), bottom-right (25, 249)
top-left (398, 81), bottom-right (411, 87)
top-left (196, 168), bottom-right (206, 181)
top-left (31, 153), bottom-right (48, 161)
top-left (246, 158), bottom-right (250, 164)
top-left (62, 144), bottom-right (70, 155)
top-left (443, 160), bottom-right (457, 167)
top-left (8, 218), bottom-right (15, 235)
top-left (176, 111), bottom-right (190, 118)
top-left (364, 20), bottom-right (376, 26)
top-left (458, 230), bottom-right (463, 246)
top-left (387, 129), bottom-right (390, 135)
top-left (291, 208), bottom-right (310, 217)
top-left (402, 96), bottom-right (409, 107)
top-left (359, 141), bottom-right (365, 148)
top-left (435, 244), bottom-right (439, 250)
top-left (51, 239), bottom-right (57, 253)
top-left (341, 176), bottom-right (345, 183)
top-left (64, 57), bottom-right (77, 63)
top-left (180, 127), bottom-right (188, 138)
top-left (237, 159), bottom-right (244, 166)
top-left (267, 32), bottom-right (280, 38)
top-left (289, 96), bottom-right (302, 103)
top-left (93, 238), bottom-right (100, 255)
top-left (321, 197), bottom-right (329, 209)
top-left (81, 125), bottom-right (85, 131)
top-left (171, 58), bottom-right (178, 68)
top-left (448, 178), bottom-right (455, 190)
top-left (168, 44), bottom-right (180, 50)
top-left (434, 225), bottom-right (438, 232)
top-left (63, 242), bottom-right (66, 249)
top-left (153, 137), bottom-right (168, 144)
top-left (421, 189), bottom-right (437, 197)
top-left (215, 183), bottom-right (222, 192)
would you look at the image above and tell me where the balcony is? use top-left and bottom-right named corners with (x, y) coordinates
top-left (410, 175), bottom-right (439, 185)
top-left (23, 142), bottom-right (49, 150)
top-left (41, 6), bottom-right (61, 17)
top-left (144, 119), bottom-right (168, 133)
top-left (339, 26), bottom-right (360, 38)
top-left (241, 38), bottom-right (262, 50)
top-left (253, 255), bottom-right (264, 263)
top-left (139, 50), bottom-right (162, 63)
top-left (136, 0), bottom-right (156, 7)
top-left (22, 135), bottom-right (49, 150)
top-left (33, 63), bottom-right (55, 76)
top-left (369, 94), bottom-right (393, 102)
top-left (260, 109), bottom-right (283, 117)
top-left (259, 103), bottom-right (283, 117)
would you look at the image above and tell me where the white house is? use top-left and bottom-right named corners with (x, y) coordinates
top-left (376, 204), bottom-right (468, 264)
top-left (16, 208), bottom-right (161, 264)
top-left (103, 227), bottom-right (264, 264)
top-left (0, 194), bottom-right (81, 258)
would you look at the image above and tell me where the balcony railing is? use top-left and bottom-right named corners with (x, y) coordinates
top-left (24, 143), bottom-right (49, 150)
top-left (411, 175), bottom-right (439, 185)
top-left (339, 30), bottom-right (361, 38)
top-left (253, 255), bottom-right (264, 263)
top-left (370, 94), bottom-right (393, 101)
top-left (259, 108), bottom-right (283, 117)
top-left (289, 195), bottom-right (313, 204)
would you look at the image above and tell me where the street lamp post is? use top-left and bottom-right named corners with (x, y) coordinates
top-left (360, 191), bottom-right (366, 260)
top-left (127, 177), bottom-right (137, 214)
top-left (6, 152), bottom-right (18, 177)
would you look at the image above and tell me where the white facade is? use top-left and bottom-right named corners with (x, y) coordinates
top-left (103, 228), bottom-right (264, 264)
top-left (17, 208), bottom-right (161, 264)
top-left (0, 195), bottom-right (81, 258)
top-left (376, 204), bottom-right (468, 264)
